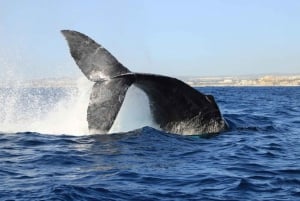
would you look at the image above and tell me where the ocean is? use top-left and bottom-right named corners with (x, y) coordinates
top-left (0, 84), bottom-right (299, 200)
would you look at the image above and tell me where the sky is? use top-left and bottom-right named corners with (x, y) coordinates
top-left (0, 0), bottom-right (300, 80)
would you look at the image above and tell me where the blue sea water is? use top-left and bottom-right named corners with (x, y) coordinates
top-left (0, 86), bottom-right (299, 201)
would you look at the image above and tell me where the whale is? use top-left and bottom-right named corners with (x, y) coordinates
top-left (61, 30), bottom-right (227, 135)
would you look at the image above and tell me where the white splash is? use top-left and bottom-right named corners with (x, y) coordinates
top-left (0, 77), bottom-right (93, 135)
top-left (109, 84), bottom-right (158, 133)
top-left (0, 76), bottom-right (159, 135)
top-left (34, 77), bottom-right (93, 135)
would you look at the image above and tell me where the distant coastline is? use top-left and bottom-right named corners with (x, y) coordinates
top-left (1, 74), bottom-right (299, 88)
top-left (181, 74), bottom-right (300, 87)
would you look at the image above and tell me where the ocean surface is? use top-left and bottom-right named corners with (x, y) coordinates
top-left (0, 85), bottom-right (299, 201)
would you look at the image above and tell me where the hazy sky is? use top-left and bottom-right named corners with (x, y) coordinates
top-left (0, 0), bottom-right (299, 80)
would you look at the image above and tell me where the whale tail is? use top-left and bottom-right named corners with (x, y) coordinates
top-left (61, 30), bottom-right (130, 82)
top-left (62, 30), bottom-right (133, 133)
top-left (62, 30), bottom-right (227, 135)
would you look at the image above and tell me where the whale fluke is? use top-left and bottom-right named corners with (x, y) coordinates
top-left (87, 78), bottom-right (133, 133)
top-left (61, 30), bottom-right (228, 135)
top-left (61, 30), bottom-right (130, 81)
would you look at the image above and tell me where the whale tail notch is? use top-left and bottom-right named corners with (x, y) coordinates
top-left (61, 30), bottom-right (130, 82)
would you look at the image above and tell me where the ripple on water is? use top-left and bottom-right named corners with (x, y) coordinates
top-left (0, 87), bottom-right (300, 200)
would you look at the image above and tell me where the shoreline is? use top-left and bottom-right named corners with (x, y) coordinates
top-left (1, 75), bottom-right (299, 88)
top-left (181, 75), bottom-right (300, 87)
